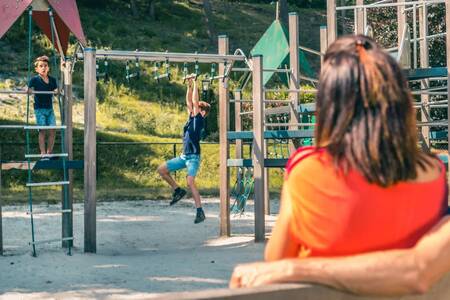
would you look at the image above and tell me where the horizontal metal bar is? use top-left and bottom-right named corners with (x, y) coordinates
top-left (299, 76), bottom-right (319, 83)
top-left (299, 46), bottom-right (324, 57)
top-left (26, 181), bottom-right (70, 187)
top-left (25, 153), bottom-right (68, 158)
top-left (30, 237), bottom-right (73, 246)
top-left (265, 123), bottom-right (316, 127)
top-left (0, 90), bottom-right (58, 95)
top-left (229, 99), bottom-right (254, 103)
top-left (416, 121), bottom-right (448, 127)
top-left (336, 0), bottom-right (444, 11)
top-left (231, 67), bottom-right (250, 72)
top-left (27, 209), bottom-right (72, 215)
top-left (24, 125), bottom-right (66, 130)
top-left (411, 91), bottom-right (448, 95)
top-left (0, 125), bottom-right (25, 129)
top-left (414, 104), bottom-right (448, 108)
top-left (79, 50), bottom-right (246, 63)
top-left (263, 99), bottom-right (293, 103)
top-left (264, 89), bottom-right (318, 93)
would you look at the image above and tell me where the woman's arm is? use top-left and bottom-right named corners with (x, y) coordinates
top-left (264, 184), bottom-right (300, 261)
top-left (230, 216), bottom-right (450, 296)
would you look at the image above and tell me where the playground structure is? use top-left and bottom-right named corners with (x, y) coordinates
top-left (0, 0), bottom-right (450, 258)
top-left (220, 0), bottom-right (450, 242)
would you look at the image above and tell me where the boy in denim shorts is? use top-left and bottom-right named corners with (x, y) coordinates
top-left (158, 78), bottom-right (211, 224)
top-left (27, 56), bottom-right (58, 159)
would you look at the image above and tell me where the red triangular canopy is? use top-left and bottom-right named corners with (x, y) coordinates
top-left (0, 0), bottom-right (34, 39)
top-left (0, 0), bottom-right (86, 54)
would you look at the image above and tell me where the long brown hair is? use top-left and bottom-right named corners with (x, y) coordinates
top-left (316, 35), bottom-right (429, 187)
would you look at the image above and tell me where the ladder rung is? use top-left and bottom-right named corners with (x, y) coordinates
top-left (25, 153), bottom-right (68, 158)
top-left (24, 125), bottom-right (66, 130)
top-left (27, 209), bottom-right (72, 215)
top-left (26, 181), bottom-right (70, 187)
top-left (30, 237), bottom-right (73, 246)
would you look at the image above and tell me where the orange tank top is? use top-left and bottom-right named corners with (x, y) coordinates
top-left (285, 147), bottom-right (447, 257)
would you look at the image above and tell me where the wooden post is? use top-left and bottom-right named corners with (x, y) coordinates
top-left (355, 0), bottom-right (364, 34)
top-left (234, 90), bottom-right (243, 195)
top-left (320, 26), bottom-right (328, 66)
top-left (398, 0), bottom-right (406, 47)
top-left (419, 0), bottom-right (430, 150)
top-left (219, 36), bottom-right (230, 237)
top-left (288, 13), bottom-right (300, 151)
top-left (327, 0), bottom-right (337, 45)
top-left (62, 60), bottom-right (73, 248)
top-left (84, 48), bottom-right (97, 253)
top-left (252, 55), bottom-right (265, 242)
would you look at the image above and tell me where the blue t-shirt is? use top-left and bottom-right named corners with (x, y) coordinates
top-left (28, 75), bottom-right (57, 109)
top-left (183, 113), bottom-right (205, 155)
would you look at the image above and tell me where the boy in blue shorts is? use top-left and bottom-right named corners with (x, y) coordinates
top-left (27, 56), bottom-right (58, 159)
top-left (157, 78), bottom-right (211, 224)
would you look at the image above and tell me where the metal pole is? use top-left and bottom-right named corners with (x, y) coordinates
top-left (84, 48), bottom-right (97, 253)
top-left (62, 60), bottom-right (74, 248)
top-left (252, 55), bottom-right (265, 242)
top-left (218, 36), bottom-right (231, 237)
top-left (320, 26), bottom-right (328, 66)
top-left (234, 90), bottom-right (243, 195)
top-left (419, 0), bottom-right (430, 150)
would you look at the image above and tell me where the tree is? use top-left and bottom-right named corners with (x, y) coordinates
top-left (278, 0), bottom-right (288, 28)
top-left (202, 0), bottom-right (216, 45)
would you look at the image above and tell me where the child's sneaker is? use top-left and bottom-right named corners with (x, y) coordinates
top-left (194, 209), bottom-right (206, 224)
top-left (170, 188), bottom-right (186, 206)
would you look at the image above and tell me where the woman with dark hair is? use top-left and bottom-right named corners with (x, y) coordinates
top-left (230, 35), bottom-right (448, 294)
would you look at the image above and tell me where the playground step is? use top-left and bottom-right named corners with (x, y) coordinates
top-left (26, 181), bottom-right (70, 187)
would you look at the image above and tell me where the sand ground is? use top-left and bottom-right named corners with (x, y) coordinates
top-left (0, 198), bottom-right (279, 299)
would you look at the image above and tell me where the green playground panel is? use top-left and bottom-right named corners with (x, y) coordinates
top-left (406, 67), bottom-right (447, 80)
top-left (34, 160), bottom-right (84, 170)
top-left (227, 130), bottom-right (315, 140)
top-left (227, 158), bottom-right (288, 168)
top-left (430, 130), bottom-right (447, 140)
top-left (250, 20), bottom-right (315, 86)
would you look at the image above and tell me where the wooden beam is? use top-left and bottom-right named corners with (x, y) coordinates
top-left (252, 55), bottom-right (265, 242)
top-left (219, 36), bottom-right (230, 237)
top-left (355, 0), bottom-right (364, 34)
top-left (398, 0), bottom-right (406, 47)
top-left (327, 0), bottom-right (337, 44)
top-left (84, 48), bottom-right (97, 253)
top-left (288, 12), bottom-right (300, 153)
top-left (62, 60), bottom-right (73, 248)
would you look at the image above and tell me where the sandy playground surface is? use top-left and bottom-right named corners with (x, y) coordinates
top-left (0, 197), bottom-right (279, 299)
